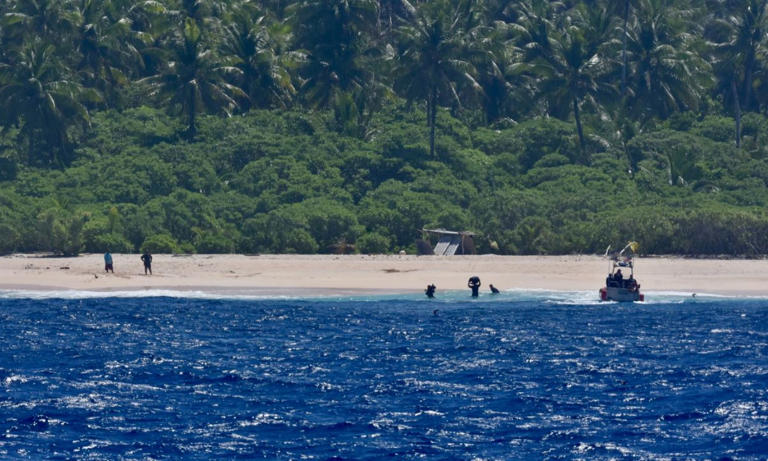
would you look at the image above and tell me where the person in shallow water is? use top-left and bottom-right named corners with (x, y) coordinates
top-left (490, 284), bottom-right (500, 294)
top-left (468, 276), bottom-right (481, 297)
top-left (141, 251), bottom-right (152, 275)
top-left (104, 251), bottom-right (114, 273)
top-left (425, 284), bottom-right (436, 298)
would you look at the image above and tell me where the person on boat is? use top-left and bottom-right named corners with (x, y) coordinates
top-left (627, 276), bottom-right (637, 291)
top-left (614, 269), bottom-right (623, 282)
top-left (141, 251), bottom-right (153, 275)
top-left (104, 251), bottom-right (114, 273)
top-left (425, 284), bottom-right (436, 298)
top-left (490, 284), bottom-right (500, 294)
top-left (468, 276), bottom-right (481, 297)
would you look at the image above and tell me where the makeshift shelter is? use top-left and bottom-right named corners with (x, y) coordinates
top-left (422, 229), bottom-right (476, 255)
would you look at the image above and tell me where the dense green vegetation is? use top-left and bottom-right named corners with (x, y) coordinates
top-left (2, 0), bottom-right (768, 256)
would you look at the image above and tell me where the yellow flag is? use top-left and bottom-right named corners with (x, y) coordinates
top-left (629, 241), bottom-right (639, 253)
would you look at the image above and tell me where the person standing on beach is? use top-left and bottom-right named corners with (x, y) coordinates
top-left (141, 251), bottom-right (152, 275)
top-left (468, 276), bottom-right (481, 297)
top-left (104, 251), bottom-right (114, 273)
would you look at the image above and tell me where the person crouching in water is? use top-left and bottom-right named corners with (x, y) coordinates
top-left (468, 276), bottom-right (481, 297)
top-left (425, 284), bottom-right (436, 298)
top-left (141, 251), bottom-right (152, 275)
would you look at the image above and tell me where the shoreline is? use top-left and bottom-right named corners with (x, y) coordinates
top-left (2, 253), bottom-right (768, 297)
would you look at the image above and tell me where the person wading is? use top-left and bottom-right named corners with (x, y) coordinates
top-left (468, 276), bottom-right (481, 297)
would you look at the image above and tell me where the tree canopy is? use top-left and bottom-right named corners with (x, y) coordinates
top-left (2, 0), bottom-right (768, 256)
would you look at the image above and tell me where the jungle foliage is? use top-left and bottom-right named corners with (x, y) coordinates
top-left (2, 0), bottom-right (768, 256)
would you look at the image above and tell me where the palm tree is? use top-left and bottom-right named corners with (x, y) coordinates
top-left (450, 0), bottom-right (511, 122)
top-left (0, 41), bottom-right (100, 166)
top-left (1, 0), bottom-right (81, 47)
top-left (125, 0), bottom-right (172, 40)
top-left (515, 2), bottom-right (616, 152)
top-left (479, 0), bottom-right (518, 23)
top-left (141, 17), bottom-right (246, 139)
top-left (474, 22), bottom-right (514, 123)
top-left (259, 0), bottom-right (290, 20)
top-left (169, 0), bottom-right (233, 39)
top-left (623, 0), bottom-right (711, 122)
top-left (376, 0), bottom-right (415, 39)
top-left (707, 0), bottom-right (768, 147)
top-left (751, 37), bottom-right (768, 112)
top-left (604, 0), bottom-right (643, 97)
top-left (394, 1), bottom-right (480, 157)
top-left (508, 0), bottom-right (566, 118)
top-left (221, 3), bottom-right (298, 109)
top-left (508, 0), bottom-right (567, 57)
top-left (291, 0), bottom-right (378, 107)
top-left (124, 0), bottom-right (176, 79)
top-left (75, 0), bottom-right (142, 108)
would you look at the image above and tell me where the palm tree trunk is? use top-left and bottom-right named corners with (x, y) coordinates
top-left (744, 52), bottom-right (755, 111)
top-left (732, 78), bottom-right (741, 148)
top-left (573, 96), bottom-right (585, 151)
top-left (429, 86), bottom-right (437, 157)
top-left (28, 131), bottom-right (35, 166)
top-left (187, 92), bottom-right (197, 139)
top-left (621, 0), bottom-right (629, 96)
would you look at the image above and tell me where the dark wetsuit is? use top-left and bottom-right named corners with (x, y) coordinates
top-left (490, 284), bottom-right (500, 294)
top-left (141, 253), bottom-right (152, 275)
top-left (468, 276), bottom-right (481, 297)
top-left (425, 284), bottom-right (436, 298)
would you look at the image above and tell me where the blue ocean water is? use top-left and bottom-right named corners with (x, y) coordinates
top-left (0, 290), bottom-right (767, 459)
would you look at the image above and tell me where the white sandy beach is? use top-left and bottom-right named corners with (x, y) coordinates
top-left (1, 253), bottom-right (767, 296)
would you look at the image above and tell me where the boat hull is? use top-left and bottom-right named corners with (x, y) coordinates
top-left (600, 287), bottom-right (644, 302)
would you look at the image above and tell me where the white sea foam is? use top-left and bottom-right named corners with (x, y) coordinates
top-left (2, 375), bottom-right (29, 387)
top-left (0, 287), bottom-right (761, 303)
top-left (0, 288), bottom-right (303, 301)
top-left (238, 413), bottom-right (285, 427)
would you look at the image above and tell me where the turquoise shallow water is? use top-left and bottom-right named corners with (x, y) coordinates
top-left (0, 291), bottom-right (766, 459)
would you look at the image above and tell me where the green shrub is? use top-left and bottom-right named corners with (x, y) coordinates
top-left (196, 233), bottom-right (236, 253)
top-left (289, 199), bottom-right (360, 252)
top-left (0, 154), bottom-right (17, 181)
top-left (141, 234), bottom-right (180, 253)
top-left (91, 233), bottom-right (134, 253)
top-left (533, 153), bottom-right (570, 168)
top-left (357, 232), bottom-right (391, 254)
top-left (35, 209), bottom-right (89, 256)
top-left (0, 223), bottom-right (19, 255)
top-left (284, 229), bottom-right (319, 254)
top-left (6, 102), bottom-right (768, 257)
top-left (178, 242), bottom-right (196, 254)
top-left (693, 116), bottom-right (734, 143)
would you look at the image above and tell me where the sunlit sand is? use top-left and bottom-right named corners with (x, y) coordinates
top-left (1, 254), bottom-right (767, 297)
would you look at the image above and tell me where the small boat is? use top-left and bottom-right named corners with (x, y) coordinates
top-left (599, 242), bottom-right (644, 302)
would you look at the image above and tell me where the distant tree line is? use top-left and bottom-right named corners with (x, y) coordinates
top-left (2, 0), bottom-right (768, 163)
top-left (1, 0), bottom-right (768, 256)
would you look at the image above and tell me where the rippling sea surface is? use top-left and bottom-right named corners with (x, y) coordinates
top-left (1, 290), bottom-right (767, 459)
